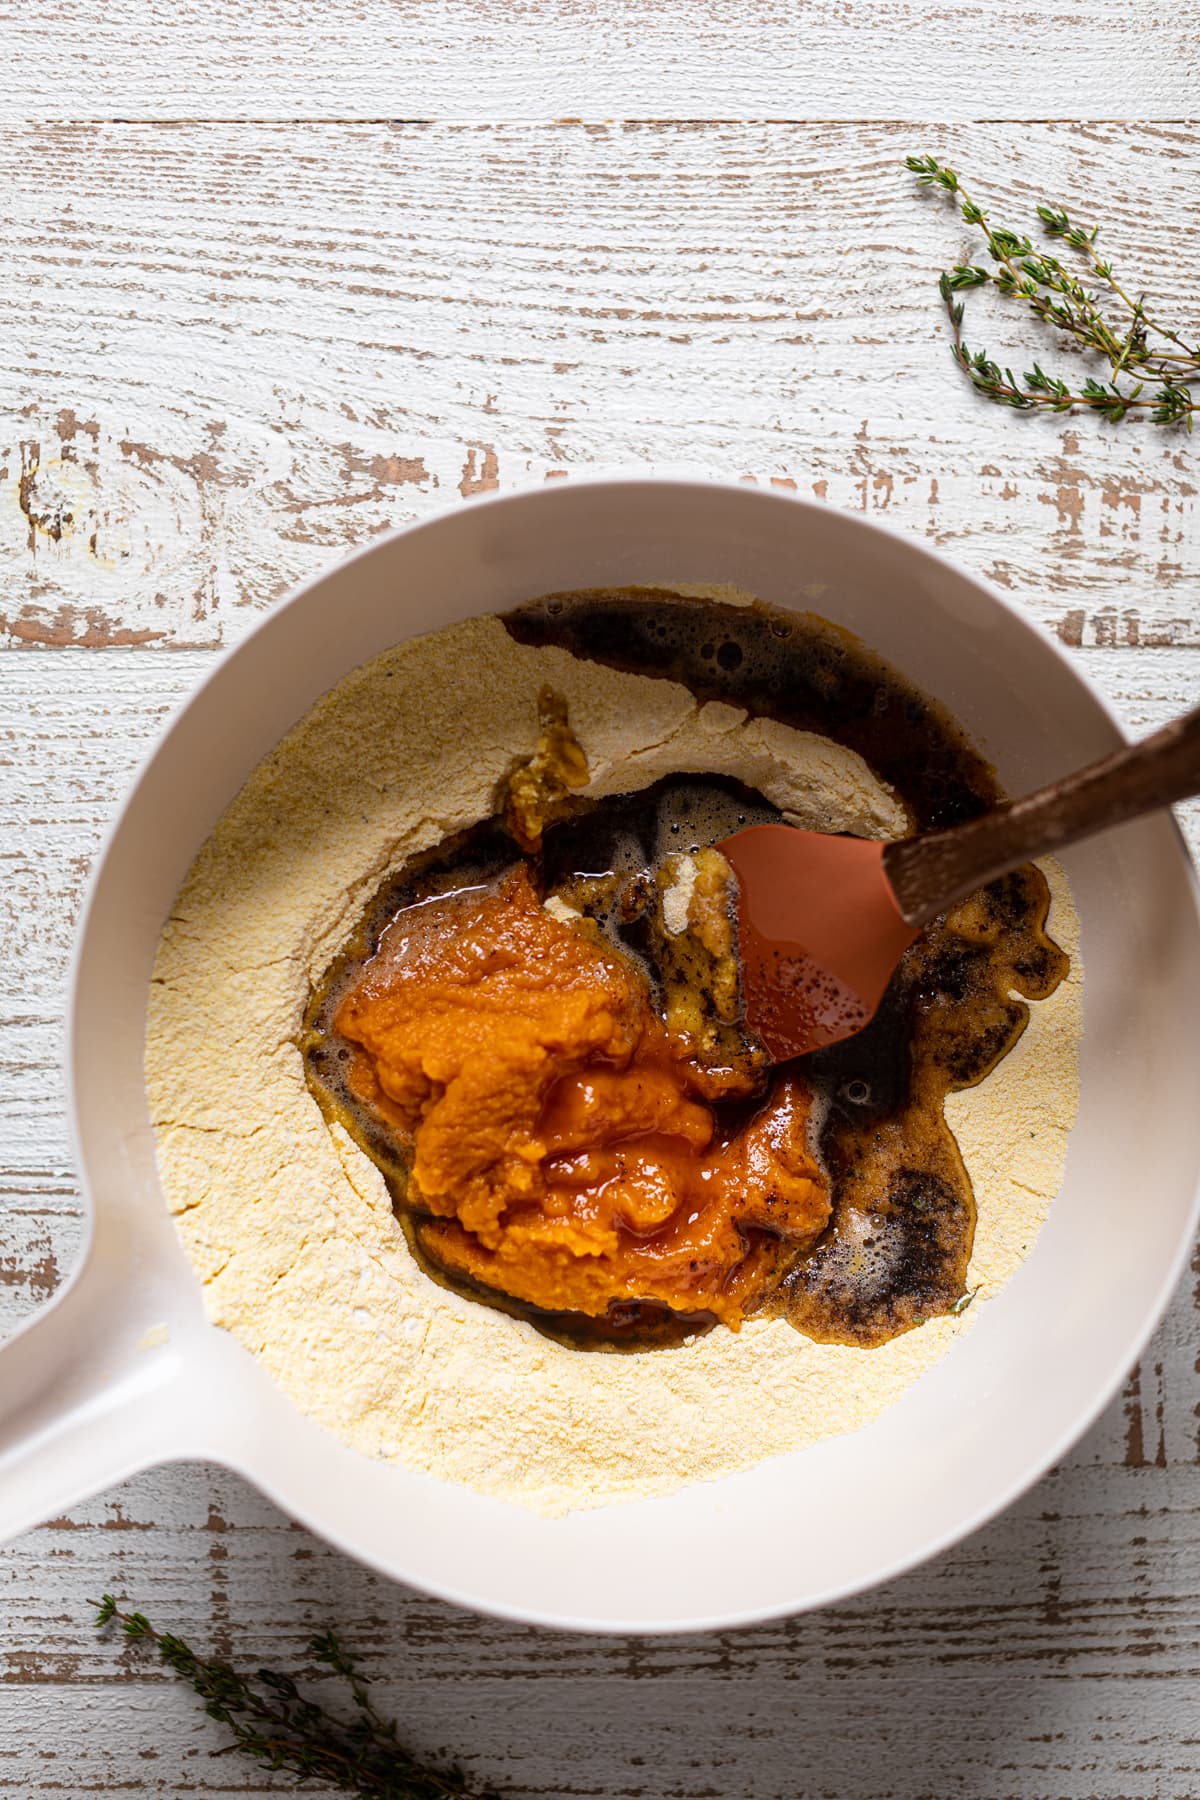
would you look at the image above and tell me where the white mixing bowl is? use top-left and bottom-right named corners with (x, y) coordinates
top-left (2, 476), bottom-right (1198, 1632)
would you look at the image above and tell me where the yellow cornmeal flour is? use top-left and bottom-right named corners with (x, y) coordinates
top-left (146, 610), bottom-right (1082, 1516)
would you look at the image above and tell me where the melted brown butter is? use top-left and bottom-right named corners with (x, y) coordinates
top-left (505, 590), bottom-right (1069, 1346)
top-left (303, 591), bottom-right (1068, 1351)
top-left (777, 867), bottom-right (1066, 1344)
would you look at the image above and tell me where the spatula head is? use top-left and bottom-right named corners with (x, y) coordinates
top-left (717, 825), bottom-right (920, 1062)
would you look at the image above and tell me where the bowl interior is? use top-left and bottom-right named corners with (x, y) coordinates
top-left (70, 478), bottom-right (1200, 1630)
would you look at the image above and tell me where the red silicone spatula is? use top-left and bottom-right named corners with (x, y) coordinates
top-left (718, 700), bottom-right (1200, 1062)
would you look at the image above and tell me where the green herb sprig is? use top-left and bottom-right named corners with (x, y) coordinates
top-left (906, 154), bottom-right (1198, 428)
top-left (94, 1596), bottom-right (499, 1799)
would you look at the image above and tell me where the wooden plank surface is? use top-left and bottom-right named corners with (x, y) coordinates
top-left (2, 1409), bottom-right (1200, 1799)
top-left (2, 0), bottom-right (1198, 122)
top-left (2, 122), bottom-right (1197, 654)
top-left (1, 103), bottom-right (1199, 1800)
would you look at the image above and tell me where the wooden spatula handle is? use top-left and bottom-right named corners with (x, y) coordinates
top-left (884, 700), bottom-right (1200, 928)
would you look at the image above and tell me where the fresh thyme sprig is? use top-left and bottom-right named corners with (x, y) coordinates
top-left (907, 154), bottom-right (1198, 428)
top-left (93, 1596), bottom-right (499, 1799)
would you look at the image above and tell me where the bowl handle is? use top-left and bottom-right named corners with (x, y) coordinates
top-left (0, 1215), bottom-right (197, 1542)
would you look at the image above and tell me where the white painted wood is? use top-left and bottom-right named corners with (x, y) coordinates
top-left (2, 0), bottom-right (1198, 123)
top-left (2, 1327), bottom-right (1200, 1800)
top-left (1, 123), bottom-right (1197, 656)
top-left (1, 101), bottom-right (1198, 1800)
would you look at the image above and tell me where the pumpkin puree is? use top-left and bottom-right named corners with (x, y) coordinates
top-left (335, 865), bottom-right (830, 1327)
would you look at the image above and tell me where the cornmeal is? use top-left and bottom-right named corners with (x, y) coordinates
top-left (146, 610), bottom-right (1082, 1516)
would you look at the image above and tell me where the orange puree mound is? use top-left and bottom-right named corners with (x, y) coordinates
top-left (335, 866), bottom-right (830, 1328)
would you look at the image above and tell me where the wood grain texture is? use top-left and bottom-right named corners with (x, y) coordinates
top-left (1, 1328), bottom-right (1200, 1800)
top-left (1, 101), bottom-right (1199, 1800)
top-left (1, 122), bottom-right (1198, 655)
top-left (2, 0), bottom-right (1199, 123)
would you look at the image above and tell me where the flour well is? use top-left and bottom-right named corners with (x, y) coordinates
top-left (146, 610), bottom-right (1082, 1516)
